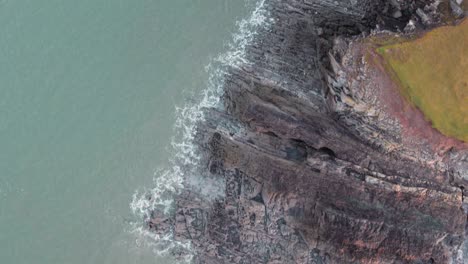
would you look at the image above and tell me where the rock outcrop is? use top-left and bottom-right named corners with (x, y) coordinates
top-left (148, 0), bottom-right (468, 263)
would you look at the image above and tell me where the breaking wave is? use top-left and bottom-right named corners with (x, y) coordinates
top-left (129, 0), bottom-right (272, 262)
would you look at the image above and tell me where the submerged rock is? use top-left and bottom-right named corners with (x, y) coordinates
top-left (149, 0), bottom-right (468, 263)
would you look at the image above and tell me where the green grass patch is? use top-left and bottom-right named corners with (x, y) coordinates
top-left (377, 20), bottom-right (468, 142)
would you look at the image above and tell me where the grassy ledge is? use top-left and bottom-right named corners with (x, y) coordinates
top-left (377, 19), bottom-right (468, 142)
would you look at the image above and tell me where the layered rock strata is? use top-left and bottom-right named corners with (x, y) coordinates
top-left (149, 0), bottom-right (468, 263)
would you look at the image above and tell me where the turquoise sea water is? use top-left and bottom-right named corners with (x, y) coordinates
top-left (0, 1), bottom-right (250, 263)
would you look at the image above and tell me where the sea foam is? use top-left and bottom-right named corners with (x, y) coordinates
top-left (129, 0), bottom-right (271, 261)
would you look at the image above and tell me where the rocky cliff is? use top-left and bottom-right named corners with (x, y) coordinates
top-left (149, 0), bottom-right (468, 263)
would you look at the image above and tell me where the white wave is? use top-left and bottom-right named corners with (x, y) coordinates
top-left (129, 0), bottom-right (271, 261)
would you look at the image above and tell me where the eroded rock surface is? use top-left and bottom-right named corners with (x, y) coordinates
top-left (149, 0), bottom-right (468, 263)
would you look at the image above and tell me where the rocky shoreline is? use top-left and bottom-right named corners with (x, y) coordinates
top-left (149, 0), bottom-right (467, 263)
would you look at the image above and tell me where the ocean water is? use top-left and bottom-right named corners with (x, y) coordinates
top-left (0, 1), bottom-right (258, 263)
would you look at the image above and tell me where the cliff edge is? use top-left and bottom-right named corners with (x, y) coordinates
top-left (148, 0), bottom-right (468, 263)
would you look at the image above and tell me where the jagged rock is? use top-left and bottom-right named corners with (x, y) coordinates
top-left (417, 8), bottom-right (432, 24)
top-left (405, 19), bottom-right (417, 31)
top-left (450, 0), bottom-right (465, 17)
top-left (393, 10), bottom-right (403, 18)
top-left (148, 0), bottom-right (468, 263)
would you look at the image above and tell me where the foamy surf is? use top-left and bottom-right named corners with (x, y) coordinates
top-left (129, 0), bottom-right (271, 261)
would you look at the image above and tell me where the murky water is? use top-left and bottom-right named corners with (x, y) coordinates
top-left (0, 1), bottom-right (252, 263)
